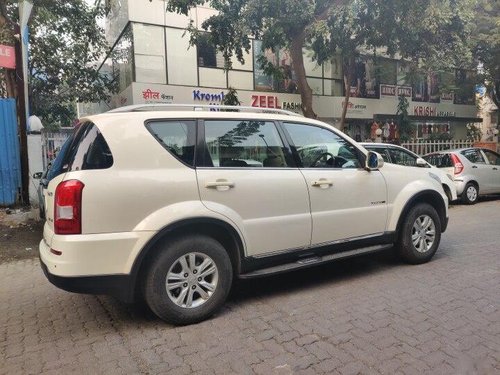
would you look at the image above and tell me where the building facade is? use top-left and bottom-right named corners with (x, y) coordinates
top-left (99, 0), bottom-right (482, 142)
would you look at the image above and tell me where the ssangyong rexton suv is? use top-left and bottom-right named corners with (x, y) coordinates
top-left (40, 105), bottom-right (449, 325)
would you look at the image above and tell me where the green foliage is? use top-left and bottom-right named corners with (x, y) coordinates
top-left (466, 123), bottom-right (483, 141)
top-left (396, 95), bottom-right (412, 142)
top-left (472, 0), bottom-right (500, 106)
top-left (2, 0), bottom-right (116, 128)
top-left (221, 87), bottom-right (241, 111)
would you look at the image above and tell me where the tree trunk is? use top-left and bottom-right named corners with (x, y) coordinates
top-left (339, 56), bottom-right (354, 132)
top-left (290, 31), bottom-right (316, 118)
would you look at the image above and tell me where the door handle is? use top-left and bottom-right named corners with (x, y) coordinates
top-left (205, 180), bottom-right (235, 191)
top-left (472, 165), bottom-right (478, 168)
top-left (493, 167), bottom-right (498, 170)
top-left (312, 179), bottom-right (333, 188)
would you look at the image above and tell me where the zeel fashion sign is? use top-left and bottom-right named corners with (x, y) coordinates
top-left (0, 44), bottom-right (15, 69)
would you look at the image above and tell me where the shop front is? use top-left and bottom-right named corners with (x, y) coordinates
top-left (110, 82), bottom-right (480, 143)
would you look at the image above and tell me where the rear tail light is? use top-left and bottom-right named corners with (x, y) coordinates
top-left (54, 180), bottom-right (84, 235)
top-left (450, 154), bottom-right (464, 175)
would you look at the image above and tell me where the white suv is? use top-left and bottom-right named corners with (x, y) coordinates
top-left (40, 105), bottom-right (449, 325)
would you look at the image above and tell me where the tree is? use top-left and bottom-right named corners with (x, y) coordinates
top-left (472, 0), bottom-right (500, 111)
top-left (167, 0), bottom-right (476, 127)
top-left (0, 0), bottom-right (116, 128)
top-left (167, 0), bottom-right (347, 118)
top-left (310, 0), bottom-right (476, 130)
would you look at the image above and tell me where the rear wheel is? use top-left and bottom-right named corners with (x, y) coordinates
top-left (143, 235), bottom-right (233, 325)
top-left (397, 203), bottom-right (441, 264)
top-left (461, 182), bottom-right (478, 204)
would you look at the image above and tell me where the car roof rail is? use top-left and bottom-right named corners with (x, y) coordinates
top-left (106, 103), bottom-right (301, 116)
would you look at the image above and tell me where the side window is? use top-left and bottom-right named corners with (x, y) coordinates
top-left (388, 148), bottom-right (417, 166)
top-left (283, 122), bottom-right (361, 168)
top-left (66, 122), bottom-right (113, 171)
top-left (368, 147), bottom-right (390, 163)
top-left (204, 120), bottom-right (290, 168)
top-left (148, 120), bottom-right (196, 166)
top-left (482, 150), bottom-right (500, 165)
top-left (423, 154), bottom-right (452, 168)
top-left (461, 149), bottom-right (486, 164)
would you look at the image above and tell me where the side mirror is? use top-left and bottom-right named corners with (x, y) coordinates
top-left (416, 158), bottom-right (427, 167)
top-left (366, 151), bottom-right (384, 170)
top-left (32, 172), bottom-right (43, 179)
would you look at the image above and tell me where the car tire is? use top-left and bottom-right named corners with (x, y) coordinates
top-left (461, 182), bottom-right (479, 205)
top-left (143, 235), bottom-right (233, 325)
top-left (397, 203), bottom-right (441, 264)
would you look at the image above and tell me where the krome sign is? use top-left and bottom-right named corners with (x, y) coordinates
top-left (0, 44), bottom-right (15, 69)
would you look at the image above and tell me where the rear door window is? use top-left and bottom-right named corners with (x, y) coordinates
top-left (482, 149), bottom-right (500, 165)
top-left (460, 149), bottom-right (486, 164)
top-left (203, 120), bottom-right (291, 168)
top-left (387, 148), bottom-right (417, 166)
top-left (65, 122), bottom-right (113, 171)
top-left (147, 120), bottom-right (196, 167)
top-left (424, 154), bottom-right (452, 168)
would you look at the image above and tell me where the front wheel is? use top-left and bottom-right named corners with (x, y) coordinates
top-left (397, 203), bottom-right (441, 264)
top-left (461, 182), bottom-right (479, 205)
top-left (143, 235), bottom-right (233, 325)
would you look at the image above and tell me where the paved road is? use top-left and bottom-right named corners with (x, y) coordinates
top-left (1, 199), bottom-right (499, 374)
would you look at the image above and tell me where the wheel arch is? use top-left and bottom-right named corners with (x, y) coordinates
top-left (129, 218), bottom-right (245, 302)
top-left (396, 190), bottom-right (448, 237)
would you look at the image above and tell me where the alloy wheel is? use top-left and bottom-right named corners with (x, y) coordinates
top-left (411, 215), bottom-right (436, 253)
top-left (165, 252), bottom-right (219, 308)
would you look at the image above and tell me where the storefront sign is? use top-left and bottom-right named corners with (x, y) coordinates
top-left (413, 105), bottom-right (437, 116)
top-left (342, 101), bottom-right (367, 114)
top-left (0, 44), bottom-right (15, 69)
top-left (437, 111), bottom-right (456, 117)
top-left (440, 92), bottom-right (454, 103)
top-left (193, 90), bottom-right (225, 102)
top-left (141, 88), bottom-right (173, 103)
top-left (380, 84), bottom-right (412, 98)
top-left (249, 94), bottom-right (301, 112)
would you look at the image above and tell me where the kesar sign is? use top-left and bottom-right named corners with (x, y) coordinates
top-left (0, 44), bottom-right (15, 69)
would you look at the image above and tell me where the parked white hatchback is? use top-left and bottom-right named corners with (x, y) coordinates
top-left (424, 148), bottom-right (500, 204)
top-left (40, 105), bottom-right (449, 325)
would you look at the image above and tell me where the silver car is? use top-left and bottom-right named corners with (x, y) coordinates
top-left (362, 143), bottom-right (457, 202)
top-left (423, 148), bottom-right (500, 204)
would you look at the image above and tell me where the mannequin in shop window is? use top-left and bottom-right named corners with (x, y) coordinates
top-left (383, 121), bottom-right (390, 141)
top-left (370, 121), bottom-right (379, 141)
top-left (389, 120), bottom-right (397, 141)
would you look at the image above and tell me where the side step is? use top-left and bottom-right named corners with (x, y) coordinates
top-left (239, 244), bottom-right (393, 279)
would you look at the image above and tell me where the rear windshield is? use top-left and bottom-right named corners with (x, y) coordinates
top-left (63, 122), bottom-right (113, 172)
top-left (423, 153), bottom-right (452, 168)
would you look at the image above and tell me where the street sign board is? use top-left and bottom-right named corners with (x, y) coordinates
top-left (0, 44), bottom-right (16, 69)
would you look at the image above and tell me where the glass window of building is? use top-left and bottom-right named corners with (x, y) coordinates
top-left (303, 49), bottom-right (323, 78)
top-left (198, 33), bottom-right (225, 68)
top-left (253, 40), bottom-right (298, 94)
top-left (228, 71), bottom-right (254, 90)
top-left (166, 28), bottom-right (198, 86)
top-left (307, 78), bottom-right (323, 95)
top-left (324, 79), bottom-right (343, 96)
top-left (111, 24), bottom-right (133, 92)
top-left (133, 23), bottom-right (166, 84)
top-left (324, 55), bottom-right (343, 80)
top-left (199, 67), bottom-right (227, 88)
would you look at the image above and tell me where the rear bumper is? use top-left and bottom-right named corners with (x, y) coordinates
top-left (40, 256), bottom-right (135, 302)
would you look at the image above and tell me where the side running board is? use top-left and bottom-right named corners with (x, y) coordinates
top-left (239, 244), bottom-right (393, 279)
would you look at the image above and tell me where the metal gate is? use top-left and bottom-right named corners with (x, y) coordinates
top-left (41, 128), bottom-right (73, 170)
top-left (0, 98), bottom-right (21, 206)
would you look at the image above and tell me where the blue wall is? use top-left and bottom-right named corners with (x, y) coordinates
top-left (0, 99), bottom-right (21, 206)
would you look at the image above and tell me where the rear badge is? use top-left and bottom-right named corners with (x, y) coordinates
top-left (371, 201), bottom-right (386, 205)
